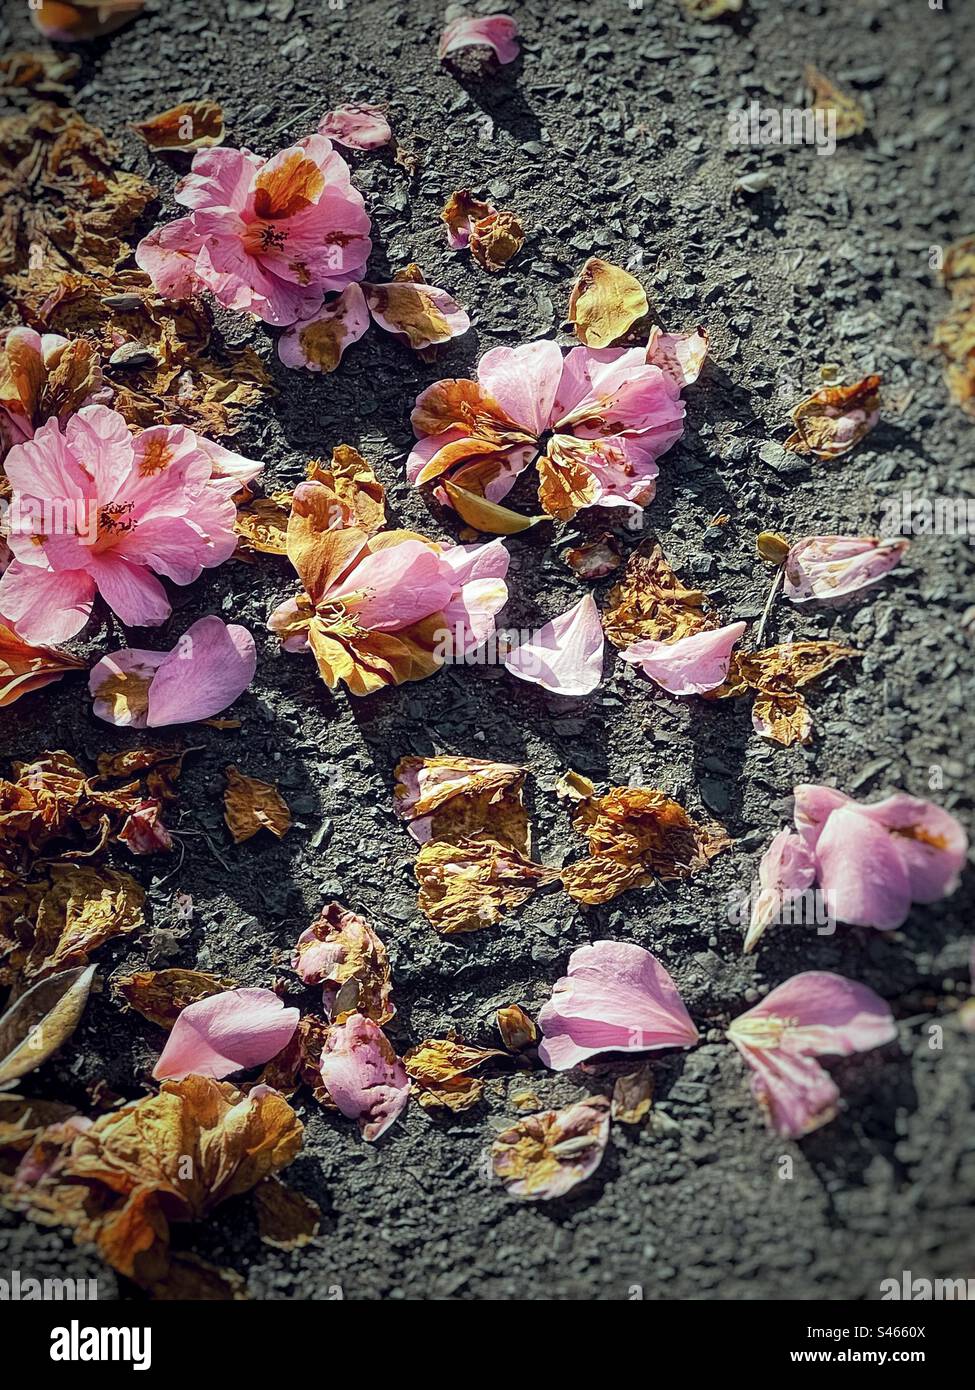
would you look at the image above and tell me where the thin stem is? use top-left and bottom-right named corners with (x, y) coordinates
top-left (754, 566), bottom-right (784, 648)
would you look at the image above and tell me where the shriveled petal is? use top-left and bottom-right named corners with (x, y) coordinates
top-left (152, 987), bottom-right (299, 1081)
top-left (319, 1014), bottom-right (409, 1141)
top-left (645, 325), bottom-right (709, 387)
top-left (277, 285), bottom-right (370, 373)
top-left (743, 829), bottom-right (818, 953)
top-left (620, 620), bottom-right (746, 695)
top-left (364, 281), bottom-right (470, 351)
top-left (538, 940), bottom-right (699, 1071)
top-left (438, 14), bottom-right (520, 64)
top-left (503, 594), bottom-right (604, 697)
top-left (490, 1096), bottom-right (610, 1200)
top-left (146, 616), bottom-right (256, 726)
top-left (317, 103), bottom-right (392, 151)
top-left (783, 535), bottom-right (909, 604)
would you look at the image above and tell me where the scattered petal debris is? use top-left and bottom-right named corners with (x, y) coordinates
top-left (706, 640), bottom-right (858, 746)
top-left (292, 902), bottom-right (393, 1024)
top-left (317, 103), bottom-right (392, 151)
top-left (782, 535), bottom-right (909, 604)
top-left (1, 864), bottom-right (144, 985)
top-left (538, 941), bottom-right (699, 1069)
top-left (113, 968), bottom-right (237, 1029)
top-left (404, 1036), bottom-right (504, 1111)
top-left (223, 766), bottom-right (291, 844)
top-left (489, 1095), bottom-right (610, 1200)
top-left (415, 837), bottom-right (558, 935)
top-left (497, 1004), bottom-right (537, 1052)
top-left (611, 1065), bottom-right (655, 1125)
top-left (568, 258), bottom-right (649, 348)
top-left (727, 972), bottom-right (896, 1137)
top-left (784, 375), bottom-right (881, 458)
top-left (804, 64), bottom-right (868, 141)
top-left (133, 101), bottom-right (225, 153)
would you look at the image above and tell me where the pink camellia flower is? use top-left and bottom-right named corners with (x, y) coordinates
top-left (135, 138), bottom-right (372, 326)
top-left (317, 103), bottom-right (392, 151)
top-left (538, 940), bottom-right (699, 1071)
top-left (438, 13), bottom-right (519, 65)
top-left (783, 535), bottom-right (909, 604)
top-left (727, 972), bottom-right (897, 1138)
top-left (743, 828), bottom-right (817, 953)
top-left (0, 405), bottom-right (250, 644)
top-left (502, 593), bottom-right (604, 697)
top-left (89, 616), bottom-right (256, 728)
top-left (153, 987), bottom-right (300, 1081)
top-left (620, 619), bottom-right (746, 696)
top-left (408, 339), bottom-right (686, 527)
top-left (747, 784), bottom-right (968, 941)
top-left (319, 1013), bottom-right (409, 1141)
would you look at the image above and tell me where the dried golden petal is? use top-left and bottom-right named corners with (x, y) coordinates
top-left (95, 746), bottom-right (179, 779)
top-left (560, 854), bottom-right (649, 905)
top-left (497, 1004), bottom-right (538, 1051)
top-left (441, 189), bottom-right (493, 242)
top-left (0, 50), bottom-right (80, 95)
top-left (804, 64), bottom-right (867, 140)
top-left (295, 902), bottom-right (394, 1026)
top-left (394, 755), bottom-right (530, 855)
top-left (404, 1036), bottom-right (504, 1111)
top-left (307, 612), bottom-right (445, 695)
top-left (0, 964), bottom-right (95, 1088)
top-left (469, 210), bottom-right (525, 273)
top-left (113, 968), bottom-right (236, 1030)
top-left (611, 1065), bottom-right (655, 1124)
top-left (30, 1), bottom-right (144, 44)
top-left (415, 837), bottom-right (557, 935)
top-left (568, 258), bottom-right (649, 348)
top-left (554, 769), bottom-right (596, 803)
top-left (734, 640), bottom-right (857, 693)
top-left (133, 101), bottom-right (224, 153)
top-left (784, 374), bottom-right (881, 459)
top-left (756, 531), bottom-right (790, 564)
top-left (0, 624), bottom-right (85, 707)
top-left (443, 479), bottom-right (543, 534)
top-left (537, 448), bottom-right (599, 522)
top-left (752, 690), bottom-right (813, 746)
top-left (223, 766), bottom-right (291, 843)
top-left (235, 494), bottom-right (291, 554)
top-left (602, 542), bottom-right (712, 648)
top-left (23, 865), bottom-right (143, 980)
top-left (361, 282), bottom-right (452, 349)
top-left (252, 1176), bottom-right (321, 1250)
top-left (306, 444), bottom-right (386, 535)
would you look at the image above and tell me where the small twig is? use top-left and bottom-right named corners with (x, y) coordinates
top-left (754, 566), bottom-right (784, 647)
top-left (268, 102), bottom-right (319, 142)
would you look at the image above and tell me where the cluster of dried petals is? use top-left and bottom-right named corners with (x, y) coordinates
top-left (268, 479), bottom-right (509, 694)
top-left (0, 405), bottom-right (260, 644)
top-left (745, 784), bottom-right (967, 949)
top-left (415, 837), bottom-right (559, 935)
top-left (1, 862), bottom-right (144, 985)
top-left (404, 1036), bottom-right (503, 1111)
top-left (317, 103), bottom-right (392, 152)
top-left (489, 1095), bottom-right (610, 1200)
top-left (408, 340), bottom-right (686, 531)
top-left (727, 973), bottom-right (895, 1138)
top-left (393, 755), bottom-right (528, 849)
top-left (89, 616), bottom-right (256, 728)
top-left (292, 902), bottom-right (394, 1024)
top-left (0, 328), bottom-right (110, 462)
top-left (708, 640), bottom-right (858, 746)
top-left (934, 236), bottom-right (975, 417)
top-left (441, 190), bottom-right (524, 272)
top-left (538, 941), bottom-right (699, 1071)
top-left (136, 139), bottom-right (371, 326)
top-left (784, 374), bottom-right (881, 459)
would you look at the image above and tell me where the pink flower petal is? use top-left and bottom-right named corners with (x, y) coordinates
top-left (620, 620), bottom-right (746, 696)
top-left (152, 987), bottom-right (299, 1081)
top-left (645, 325), bottom-right (709, 388)
top-left (134, 217), bottom-right (206, 300)
top-left (490, 1096), bottom-right (610, 1200)
top-left (146, 616), bottom-right (256, 726)
top-left (438, 14), bottom-right (520, 64)
top-left (319, 1013), bottom-right (409, 1141)
top-left (728, 971), bottom-right (896, 1138)
top-left (330, 540), bottom-right (455, 632)
top-left (0, 563), bottom-right (95, 644)
top-left (318, 103), bottom-right (393, 151)
top-left (363, 280), bottom-right (471, 351)
top-left (277, 284), bottom-right (370, 373)
top-left (538, 940), bottom-right (699, 1071)
top-left (437, 539), bottom-right (510, 656)
top-left (815, 804), bottom-right (912, 930)
top-left (477, 340), bottom-right (564, 436)
top-left (743, 829), bottom-right (818, 953)
top-left (88, 646), bottom-right (167, 728)
top-left (503, 593), bottom-right (604, 697)
top-left (783, 535), bottom-right (909, 604)
top-left (853, 793), bottom-right (967, 904)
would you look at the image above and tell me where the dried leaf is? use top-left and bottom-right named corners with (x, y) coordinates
top-left (404, 1036), bottom-right (504, 1111)
top-left (252, 1176), bottom-right (321, 1250)
top-left (0, 964), bottom-right (95, 1089)
top-left (804, 64), bottom-right (867, 140)
top-left (568, 258), bottom-right (649, 348)
top-left (497, 1004), bottom-right (537, 1051)
top-left (113, 969), bottom-right (236, 1030)
top-left (133, 101), bottom-right (224, 153)
top-left (223, 766), bottom-right (291, 843)
top-left (415, 837), bottom-right (557, 935)
top-left (611, 1065), bottom-right (655, 1124)
top-left (784, 374), bottom-right (881, 458)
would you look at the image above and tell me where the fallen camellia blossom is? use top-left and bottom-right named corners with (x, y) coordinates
top-left (438, 13), bottom-right (519, 67)
top-left (279, 274), bottom-right (470, 371)
top-left (0, 624), bottom-right (85, 707)
top-left (746, 785), bottom-right (967, 941)
top-left (319, 1013), bottom-right (409, 1141)
top-left (223, 766), bottom-right (291, 843)
top-left (153, 987), bottom-right (300, 1081)
top-left (782, 535), bottom-right (909, 604)
top-left (560, 784), bottom-right (728, 906)
top-left (0, 328), bottom-right (110, 462)
top-left (537, 941), bottom-right (699, 1070)
top-left (393, 755), bottom-right (529, 851)
top-left (408, 339), bottom-right (686, 529)
top-left (934, 236), bottom-right (975, 417)
top-left (0, 405), bottom-right (248, 643)
top-left (30, 0), bottom-right (144, 42)
top-left (292, 902), bottom-right (393, 1024)
top-left (134, 101), bottom-right (224, 153)
top-left (89, 616), bottom-right (256, 728)
top-left (707, 640), bottom-right (858, 746)
top-left (2, 1076), bottom-right (303, 1295)
top-left (743, 828), bottom-right (817, 953)
top-left (268, 480), bottom-right (508, 694)
top-left (114, 969), bottom-right (237, 1030)
top-left (317, 103), bottom-right (392, 151)
top-left (727, 972), bottom-right (896, 1138)
top-left (804, 64), bottom-right (867, 141)
top-left (503, 595), bottom-right (605, 697)
top-left (784, 374), bottom-right (881, 459)
top-left (568, 258), bottom-right (649, 349)
top-left (489, 1095), bottom-right (610, 1200)
top-left (404, 1036), bottom-right (504, 1111)
top-left (620, 620), bottom-right (747, 696)
top-left (136, 138), bottom-right (371, 326)
top-left (414, 837), bottom-right (558, 935)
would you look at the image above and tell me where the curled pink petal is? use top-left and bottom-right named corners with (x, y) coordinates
top-left (363, 280), bottom-right (471, 351)
top-left (277, 284), bottom-right (370, 373)
top-left (728, 971), bottom-right (896, 1138)
top-left (743, 829), bottom-right (817, 953)
top-left (538, 940), bottom-right (699, 1071)
top-left (503, 594), bottom-right (604, 697)
top-left (645, 325), bottom-right (709, 388)
top-left (783, 535), bottom-right (909, 604)
top-left (317, 103), bottom-right (393, 151)
top-left (319, 1013), bottom-right (409, 1141)
top-left (620, 620), bottom-right (746, 696)
top-left (852, 793), bottom-right (967, 905)
top-left (117, 799), bottom-right (173, 855)
top-left (152, 987), bottom-right (300, 1081)
top-left (438, 14), bottom-right (520, 65)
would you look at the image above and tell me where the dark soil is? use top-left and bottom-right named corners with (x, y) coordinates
top-left (1, 0), bottom-right (973, 1301)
